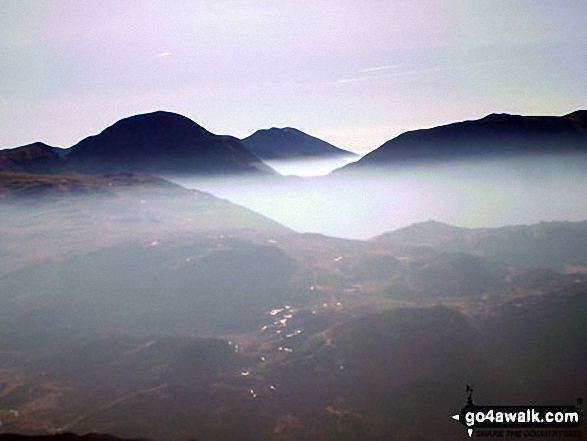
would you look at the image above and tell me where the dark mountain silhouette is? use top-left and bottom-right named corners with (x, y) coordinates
top-left (0, 142), bottom-right (69, 174)
top-left (0, 112), bottom-right (275, 176)
top-left (65, 111), bottom-right (274, 175)
top-left (0, 111), bottom-right (276, 176)
top-left (338, 110), bottom-right (587, 171)
top-left (241, 127), bottom-right (356, 159)
top-left (564, 109), bottom-right (587, 126)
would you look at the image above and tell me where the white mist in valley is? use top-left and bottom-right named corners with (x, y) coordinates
top-left (170, 154), bottom-right (587, 239)
top-left (262, 155), bottom-right (358, 177)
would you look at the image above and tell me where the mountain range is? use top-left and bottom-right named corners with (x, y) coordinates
top-left (0, 112), bottom-right (354, 177)
top-left (0, 112), bottom-right (276, 176)
top-left (2, 110), bottom-right (586, 177)
top-left (65, 111), bottom-right (273, 175)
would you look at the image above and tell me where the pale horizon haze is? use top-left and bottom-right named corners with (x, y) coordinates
top-left (1, 0), bottom-right (586, 154)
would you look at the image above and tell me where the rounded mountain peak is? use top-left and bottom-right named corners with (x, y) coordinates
top-left (66, 111), bottom-right (271, 175)
top-left (105, 110), bottom-right (214, 137)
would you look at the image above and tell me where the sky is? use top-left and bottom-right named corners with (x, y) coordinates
top-left (1, 0), bottom-right (586, 155)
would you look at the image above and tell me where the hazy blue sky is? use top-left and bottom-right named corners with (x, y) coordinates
top-left (1, 0), bottom-right (586, 154)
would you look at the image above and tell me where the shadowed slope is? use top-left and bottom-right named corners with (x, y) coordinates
top-left (339, 110), bottom-right (587, 171)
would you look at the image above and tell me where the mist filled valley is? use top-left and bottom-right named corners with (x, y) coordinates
top-left (1, 127), bottom-right (587, 440)
top-left (172, 153), bottom-right (587, 239)
top-left (4, 0), bottom-right (587, 438)
top-left (1, 96), bottom-right (587, 441)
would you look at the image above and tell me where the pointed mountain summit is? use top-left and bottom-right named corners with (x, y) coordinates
top-left (66, 111), bottom-right (274, 175)
top-left (338, 110), bottom-right (587, 171)
top-left (241, 127), bottom-right (356, 160)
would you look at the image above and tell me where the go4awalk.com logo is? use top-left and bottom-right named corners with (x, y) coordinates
top-left (452, 386), bottom-right (584, 438)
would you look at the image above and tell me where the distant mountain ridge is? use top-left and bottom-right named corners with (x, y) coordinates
top-left (0, 171), bottom-right (182, 199)
top-left (0, 111), bottom-right (275, 177)
top-left (4, 110), bottom-right (587, 176)
top-left (241, 127), bottom-right (356, 159)
top-left (373, 219), bottom-right (587, 270)
top-left (339, 110), bottom-right (587, 171)
top-left (0, 112), bottom-right (356, 177)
